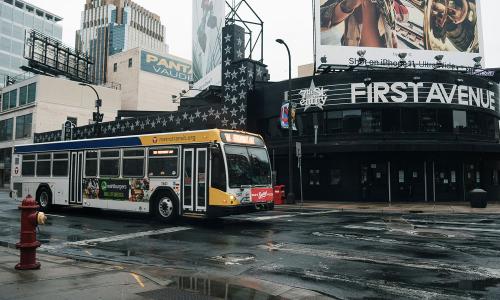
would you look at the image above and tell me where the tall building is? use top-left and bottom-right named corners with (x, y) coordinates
top-left (0, 0), bottom-right (62, 86)
top-left (76, 0), bottom-right (169, 84)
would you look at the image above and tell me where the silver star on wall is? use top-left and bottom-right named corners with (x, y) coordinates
top-left (236, 49), bottom-right (243, 59)
top-left (202, 112), bottom-right (208, 121)
top-left (221, 105), bottom-right (229, 114)
top-left (230, 108), bottom-right (238, 117)
top-left (239, 102), bottom-right (246, 112)
top-left (224, 33), bottom-right (232, 42)
top-left (239, 116), bottom-right (246, 125)
top-left (214, 110), bottom-right (221, 119)
top-left (225, 57), bottom-right (232, 66)
top-left (189, 115), bottom-right (195, 123)
top-left (195, 110), bottom-right (201, 118)
top-left (237, 37), bottom-right (242, 46)
top-left (224, 93), bottom-right (232, 102)
top-left (230, 120), bottom-right (238, 129)
top-left (231, 83), bottom-right (238, 92)
top-left (221, 117), bottom-right (229, 126)
top-left (169, 115), bottom-right (174, 122)
top-left (231, 96), bottom-right (238, 104)
top-left (208, 107), bottom-right (215, 116)
top-left (231, 70), bottom-right (238, 79)
top-left (238, 90), bottom-right (246, 100)
top-left (239, 64), bottom-right (246, 74)
top-left (239, 77), bottom-right (246, 87)
top-left (176, 117), bottom-right (181, 125)
top-left (182, 112), bottom-right (188, 120)
top-left (224, 69), bottom-right (231, 79)
top-left (225, 45), bottom-right (232, 54)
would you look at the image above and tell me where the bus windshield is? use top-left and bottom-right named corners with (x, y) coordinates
top-left (224, 145), bottom-right (271, 188)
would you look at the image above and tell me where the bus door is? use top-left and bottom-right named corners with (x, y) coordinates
top-left (69, 151), bottom-right (84, 205)
top-left (182, 147), bottom-right (208, 213)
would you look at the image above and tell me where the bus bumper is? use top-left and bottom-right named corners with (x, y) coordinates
top-left (208, 202), bottom-right (274, 217)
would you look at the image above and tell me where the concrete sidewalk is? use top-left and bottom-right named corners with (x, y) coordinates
top-left (277, 201), bottom-right (500, 214)
top-left (0, 246), bottom-right (330, 300)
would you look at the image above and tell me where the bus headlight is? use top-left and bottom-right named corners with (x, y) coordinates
top-left (229, 194), bottom-right (236, 204)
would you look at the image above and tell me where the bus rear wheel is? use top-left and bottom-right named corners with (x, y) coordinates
top-left (36, 187), bottom-right (52, 212)
top-left (152, 192), bottom-right (178, 223)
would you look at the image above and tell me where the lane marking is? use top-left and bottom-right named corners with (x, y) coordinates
top-left (368, 221), bottom-right (500, 233)
top-left (65, 226), bottom-right (191, 246)
top-left (406, 219), bottom-right (498, 227)
top-left (45, 214), bottom-right (66, 218)
top-left (130, 273), bottom-right (145, 288)
top-left (250, 210), bottom-right (338, 221)
top-left (344, 225), bottom-right (386, 231)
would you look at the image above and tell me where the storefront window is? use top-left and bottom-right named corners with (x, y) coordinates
top-left (420, 109), bottom-right (438, 132)
top-left (437, 109), bottom-right (453, 133)
top-left (381, 108), bottom-right (401, 132)
top-left (467, 111), bottom-right (481, 135)
top-left (343, 110), bottom-right (361, 133)
top-left (361, 110), bottom-right (382, 133)
top-left (326, 111), bottom-right (342, 134)
top-left (453, 110), bottom-right (467, 134)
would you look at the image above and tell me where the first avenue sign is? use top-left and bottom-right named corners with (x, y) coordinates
top-left (351, 82), bottom-right (497, 112)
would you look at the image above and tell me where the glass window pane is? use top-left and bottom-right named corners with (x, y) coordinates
top-left (148, 157), bottom-right (178, 177)
top-left (85, 159), bottom-right (97, 177)
top-left (326, 111), bottom-right (342, 134)
top-left (52, 160), bottom-right (68, 176)
top-left (453, 110), bottom-right (467, 134)
top-left (122, 158), bottom-right (144, 177)
top-left (22, 161), bottom-right (35, 176)
top-left (99, 159), bottom-right (119, 177)
top-left (0, 37), bottom-right (11, 52)
top-left (437, 109), bottom-right (453, 133)
top-left (53, 153), bottom-right (68, 159)
top-left (19, 86), bottom-right (27, 106)
top-left (124, 149), bottom-right (144, 157)
top-left (27, 83), bottom-right (36, 103)
top-left (402, 108), bottom-right (418, 132)
top-left (2, 93), bottom-right (9, 111)
top-left (361, 110), bottom-right (382, 133)
top-left (343, 110), bottom-right (361, 133)
top-left (36, 160), bottom-right (50, 176)
top-left (101, 150), bottom-right (119, 158)
top-left (9, 89), bottom-right (17, 108)
top-left (211, 146), bottom-right (226, 191)
top-left (420, 109), bottom-right (438, 132)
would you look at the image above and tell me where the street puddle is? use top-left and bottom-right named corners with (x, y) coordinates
top-left (208, 253), bottom-right (256, 265)
top-left (137, 275), bottom-right (285, 299)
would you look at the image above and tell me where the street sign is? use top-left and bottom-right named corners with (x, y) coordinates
top-left (296, 142), bottom-right (302, 158)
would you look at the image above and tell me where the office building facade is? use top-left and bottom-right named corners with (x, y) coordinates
top-left (76, 0), bottom-right (169, 84)
top-left (0, 75), bottom-right (121, 188)
top-left (0, 0), bottom-right (62, 86)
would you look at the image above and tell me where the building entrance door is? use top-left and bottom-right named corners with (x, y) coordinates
top-left (392, 161), bottom-right (426, 202)
top-left (360, 162), bottom-right (388, 202)
top-left (433, 161), bottom-right (460, 202)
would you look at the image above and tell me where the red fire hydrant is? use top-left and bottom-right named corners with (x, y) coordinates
top-left (15, 195), bottom-right (47, 270)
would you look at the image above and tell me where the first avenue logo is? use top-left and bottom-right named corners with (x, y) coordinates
top-left (299, 80), bottom-right (328, 111)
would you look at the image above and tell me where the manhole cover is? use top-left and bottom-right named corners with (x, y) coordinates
top-left (414, 231), bottom-right (448, 238)
top-left (209, 253), bottom-right (256, 265)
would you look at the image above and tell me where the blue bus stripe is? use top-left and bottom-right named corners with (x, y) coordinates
top-left (15, 137), bottom-right (143, 153)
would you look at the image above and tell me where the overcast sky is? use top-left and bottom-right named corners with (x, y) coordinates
top-left (26, 0), bottom-right (500, 81)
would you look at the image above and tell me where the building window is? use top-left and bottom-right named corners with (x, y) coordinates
top-left (99, 150), bottom-right (120, 177)
top-left (19, 86), bottom-right (28, 106)
top-left (2, 89), bottom-right (17, 111)
top-left (453, 110), bottom-right (467, 134)
top-left (128, 58), bottom-right (133, 68)
top-left (326, 111), bottom-right (342, 134)
top-left (15, 114), bottom-right (32, 139)
top-left (122, 149), bottom-right (144, 177)
top-left (361, 110), bottom-right (382, 133)
top-left (342, 110), bottom-right (361, 133)
top-left (113, 63), bottom-right (117, 72)
top-left (27, 83), bottom-right (36, 103)
top-left (420, 109), bottom-right (438, 133)
top-left (0, 118), bottom-right (13, 141)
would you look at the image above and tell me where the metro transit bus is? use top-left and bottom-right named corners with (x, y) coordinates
top-left (10, 129), bottom-right (274, 222)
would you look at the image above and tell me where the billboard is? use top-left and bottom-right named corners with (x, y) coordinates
top-left (192, 0), bottom-right (224, 89)
top-left (316, 0), bottom-right (483, 69)
top-left (140, 50), bottom-right (193, 82)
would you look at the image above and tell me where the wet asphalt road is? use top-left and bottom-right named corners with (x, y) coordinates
top-left (1, 192), bottom-right (500, 299)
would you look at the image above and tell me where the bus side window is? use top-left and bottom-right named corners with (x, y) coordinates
top-left (148, 148), bottom-right (178, 177)
top-left (85, 151), bottom-right (98, 177)
top-left (99, 150), bottom-right (120, 177)
top-left (211, 147), bottom-right (226, 191)
top-left (22, 154), bottom-right (35, 176)
top-left (53, 152), bottom-right (69, 177)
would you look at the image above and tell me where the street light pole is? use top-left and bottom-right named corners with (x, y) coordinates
top-left (79, 83), bottom-right (103, 137)
top-left (276, 38), bottom-right (295, 204)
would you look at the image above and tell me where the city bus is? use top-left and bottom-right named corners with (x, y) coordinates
top-left (10, 129), bottom-right (274, 222)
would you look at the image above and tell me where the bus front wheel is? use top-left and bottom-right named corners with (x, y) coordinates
top-left (36, 187), bottom-right (52, 212)
top-left (152, 192), bottom-right (178, 223)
